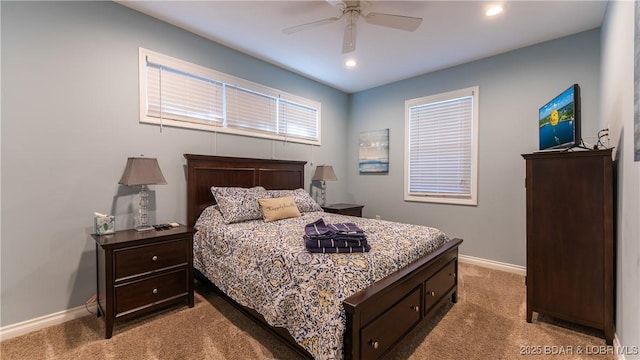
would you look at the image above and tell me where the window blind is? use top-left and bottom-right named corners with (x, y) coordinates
top-left (140, 48), bottom-right (321, 145)
top-left (405, 87), bottom-right (478, 205)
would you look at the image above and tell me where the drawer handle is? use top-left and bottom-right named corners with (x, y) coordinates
top-left (152, 288), bottom-right (158, 294)
top-left (427, 291), bottom-right (436, 297)
top-left (369, 340), bottom-right (379, 350)
top-left (410, 305), bottom-right (420, 312)
top-left (449, 272), bottom-right (456, 278)
top-left (152, 255), bottom-right (158, 261)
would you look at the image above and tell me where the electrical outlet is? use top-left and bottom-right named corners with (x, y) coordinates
top-left (375, 215), bottom-right (381, 220)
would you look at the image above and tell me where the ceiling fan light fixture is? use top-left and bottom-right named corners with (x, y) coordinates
top-left (485, 5), bottom-right (504, 17)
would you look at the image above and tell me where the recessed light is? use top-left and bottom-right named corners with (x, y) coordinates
top-left (345, 59), bottom-right (357, 68)
top-left (485, 5), bottom-right (503, 17)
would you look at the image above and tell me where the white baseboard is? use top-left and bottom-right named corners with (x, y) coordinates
top-left (614, 334), bottom-right (626, 360)
top-left (459, 254), bottom-right (527, 276)
top-left (0, 303), bottom-right (97, 341)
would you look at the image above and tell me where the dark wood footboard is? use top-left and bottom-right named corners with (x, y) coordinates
top-left (196, 237), bottom-right (462, 360)
top-left (343, 237), bottom-right (462, 360)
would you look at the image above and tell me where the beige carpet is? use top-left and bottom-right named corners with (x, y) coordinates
top-left (1, 263), bottom-right (615, 359)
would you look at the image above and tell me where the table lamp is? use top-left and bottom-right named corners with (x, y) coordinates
top-left (118, 157), bottom-right (167, 231)
top-left (312, 165), bottom-right (337, 206)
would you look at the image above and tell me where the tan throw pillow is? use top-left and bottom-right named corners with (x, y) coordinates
top-left (258, 196), bottom-right (301, 222)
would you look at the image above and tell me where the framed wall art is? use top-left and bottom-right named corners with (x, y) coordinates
top-left (359, 129), bottom-right (389, 174)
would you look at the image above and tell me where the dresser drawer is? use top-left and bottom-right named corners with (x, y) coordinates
top-left (424, 260), bottom-right (456, 312)
top-left (114, 239), bottom-right (189, 281)
top-left (115, 269), bottom-right (188, 316)
top-left (361, 287), bottom-right (422, 358)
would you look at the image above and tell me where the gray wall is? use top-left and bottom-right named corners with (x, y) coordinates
top-left (0, 1), bottom-right (349, 326)
top-left (601, 1), bottom-right (640, 355)
top-left (3, 1), bottom-right (633, 348)
top-left (348, 29), bottom-right (601, 267)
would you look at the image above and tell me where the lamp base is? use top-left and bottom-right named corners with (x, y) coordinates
top-left (134, 225), bottom-right (155, 232)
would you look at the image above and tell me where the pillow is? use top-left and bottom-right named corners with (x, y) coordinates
top-left (211, 186), bottom-right (269, 224)
top-left (258, 196), bottom-right (301, 222)
top-left (268, 188), bottom-right (323, 212)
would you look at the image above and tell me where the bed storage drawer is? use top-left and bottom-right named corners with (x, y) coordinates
top-left (115, 269), bottom-right (188, 315)
top-left (361, 287), bottom-right (422, 358)
top-left (114, 239), bottom-right (190, 281)
top-left (424, 260), bottom-right (457, 312)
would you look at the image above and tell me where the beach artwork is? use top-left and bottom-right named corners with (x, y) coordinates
top-left (359, 129), bottom-right (389, 174)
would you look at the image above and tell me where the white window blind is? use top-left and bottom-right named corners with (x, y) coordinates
top-left (139, 48), bottom-right (321, 145)
top-left (404, 86), bottom-right (479, 205)
top-left (146, 64), bottom-right (224, 125)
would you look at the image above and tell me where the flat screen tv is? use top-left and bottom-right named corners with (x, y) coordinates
top-left (538, 84), bottom-right (581, 150)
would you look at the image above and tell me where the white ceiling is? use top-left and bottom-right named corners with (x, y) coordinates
top-left (117, 0), bottom-right (608, 93)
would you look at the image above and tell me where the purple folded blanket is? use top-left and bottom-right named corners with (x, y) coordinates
top-left (304, 218), bottom-right (369, 253)
top-left (306, 243), bottom-right (371, 254)
top-left (304, 218), bottom-right (364, 236)
top-left (304, 235), bottom-right (367, 249)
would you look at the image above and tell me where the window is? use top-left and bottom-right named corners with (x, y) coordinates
top-left (404, 86), bottom-right (479, 205)
top-left (139, 48), bottom-right (321, 145)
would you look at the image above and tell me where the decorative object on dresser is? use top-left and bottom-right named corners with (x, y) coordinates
top-left (118, 156), bottom-right (167, 231)
top-left (322, 203), bottom-right (364, 217)
top-left (311, 164), bottom-right (337, 206)
top-left (92, 225), bottom-right (195, 339)
top-left (522, 149), bottom-right (614, 345)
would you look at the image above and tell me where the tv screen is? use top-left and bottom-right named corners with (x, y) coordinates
top-left (538, 84), bottom-right (581, 150)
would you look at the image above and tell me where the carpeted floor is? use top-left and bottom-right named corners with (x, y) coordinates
top-left (0, 263), bottom-right (615, 359)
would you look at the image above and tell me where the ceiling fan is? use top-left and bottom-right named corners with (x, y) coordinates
top-left (283, 0), bottom-right (423, 54)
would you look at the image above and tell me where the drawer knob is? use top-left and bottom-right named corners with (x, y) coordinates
top-left (411, 305), bottom-right (420, 312)
top-left (152, 255), bottom-right (158, 261)
top-left (369, 340), bottom-right (379, 350)
top-left (427, 291), bottom-right (436, 296)
top-left (152, 288), bottom-right (158, 294)
top-left (449, 272), bottom-right (456, 277)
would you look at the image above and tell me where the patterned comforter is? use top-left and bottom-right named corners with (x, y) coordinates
top-left (193, 206), bottom-right (450, 359)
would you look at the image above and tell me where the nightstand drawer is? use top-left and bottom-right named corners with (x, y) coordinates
top-left (114, 239), bottom-right (189, 281)
top-left (115, 269), bottom-right (188, 315)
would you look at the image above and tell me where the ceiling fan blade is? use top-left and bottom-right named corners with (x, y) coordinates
top-left (342, 22), bottom-right (356, 54)
top-left (364, 12), bottom-right (422, 31)
top-left (283, 16), bottom-right (340, 34)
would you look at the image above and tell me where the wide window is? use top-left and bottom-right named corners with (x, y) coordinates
top-left (404, 86), bottom-right (479, 205)
top-left (139, 48), bottom-right (321, 145)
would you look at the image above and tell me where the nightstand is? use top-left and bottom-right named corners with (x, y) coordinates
top-left (322, 203), bottom-right (364, 217)
top-left (92, 225), bottom-right (195, 339)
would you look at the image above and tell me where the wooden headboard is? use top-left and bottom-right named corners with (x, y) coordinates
top-left (184, 154), bottom-right (307, 227)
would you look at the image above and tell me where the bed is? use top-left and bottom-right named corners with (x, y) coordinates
top-left (185, 154), bottom-right (463, 360)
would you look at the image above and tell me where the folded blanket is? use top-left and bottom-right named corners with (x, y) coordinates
top-left (304, 235), bottom-right (367, 249)
top-left (327, 222), bottom-right (364, 234)
top-left (305, 218), bottom-right (365, 237)
top-left (304, 218), bottom-right (370, 253)
top-left (304, 218), bottom-right (334, 236)
top-left (306, 243), bottom-right (371, 254)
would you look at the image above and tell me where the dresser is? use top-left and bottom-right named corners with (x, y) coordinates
top-left (92, 225), bottom-right (195, 338)
top-left (522, 149), bottom-right (614, 344)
